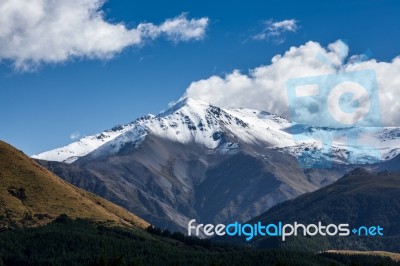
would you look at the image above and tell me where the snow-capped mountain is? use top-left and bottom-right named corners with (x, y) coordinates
top-left (33, 97), bottom-right (400, 233)
top-left (33, 97), bottom-right (400, 166)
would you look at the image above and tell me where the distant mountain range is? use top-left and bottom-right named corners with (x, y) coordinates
top-left (32, 98), bottom-right (400, 232)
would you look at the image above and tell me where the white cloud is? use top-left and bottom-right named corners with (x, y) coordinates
top-left (0, 0), bottom-right (209, 70)
top-left (184, 40), bottom-right (400, 127)
top-left (138, 13), bottom-right (208, 42)
top-left (253, 19), bottom-right (298, 43)
top-left (70, 132), bottom-right (80, 140)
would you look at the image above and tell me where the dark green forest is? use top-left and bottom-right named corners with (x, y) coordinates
top-left (0, 215), bottom-right (398, 266)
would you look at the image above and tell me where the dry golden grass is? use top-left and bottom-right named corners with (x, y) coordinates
top-left (0, 140), bottom-right (149, 229)
top-left (323, 250), bottom-right (400, 262)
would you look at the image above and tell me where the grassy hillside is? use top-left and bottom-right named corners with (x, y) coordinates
top-left (241, 168), bottom-right (400, 251)
top-left (323, 250), bottom-right (400, 262)
top-left (0, 140), bottom-right (148, 229)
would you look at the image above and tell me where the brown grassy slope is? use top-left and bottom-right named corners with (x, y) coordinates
top-left (0, 140), bottom-right (149, 229)
top-left (323, 250), bottom-right (400, 262)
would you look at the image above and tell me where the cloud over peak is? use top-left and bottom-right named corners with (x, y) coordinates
top-left (184, 40), bottom-right (400, 127)
top-left (0, 0), bottom-right (209, 70)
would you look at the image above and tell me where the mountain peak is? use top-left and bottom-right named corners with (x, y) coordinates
top-left (158, 97), bottom-right (211, 117)
top-left (175, 96), bottom-right (211, 106)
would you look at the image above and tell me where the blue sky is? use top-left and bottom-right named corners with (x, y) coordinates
top-left (1, 0), bottom-right (400, 155)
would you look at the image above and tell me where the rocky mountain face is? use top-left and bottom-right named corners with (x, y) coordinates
top-left (33, 98), bottom-right (400, 232)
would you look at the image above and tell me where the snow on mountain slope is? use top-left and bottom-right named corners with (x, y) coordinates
top-left (31, 122), bottom-right (139, 163)
top-left (32, 97), bottom-right (400, 165)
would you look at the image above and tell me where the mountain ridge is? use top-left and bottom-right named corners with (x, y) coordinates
top-left (32, 97), bottom-right (400, 166)
top-left (240, 168), bottom-right (400, 252)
